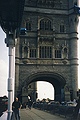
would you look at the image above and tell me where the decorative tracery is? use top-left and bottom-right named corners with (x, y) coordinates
top-left (40, 19), bottom-right (52, 30)
top-left (37, 0), bottom-right (54, 7)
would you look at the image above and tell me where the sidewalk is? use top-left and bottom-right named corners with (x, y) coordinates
top-left (20, 108), bottom-right (66, 120)
top-left (0, 108), bottom-right (66, 120)
top-left (0, 111), bottom-right (7, 120)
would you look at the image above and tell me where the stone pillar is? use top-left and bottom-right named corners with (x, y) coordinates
top-left (22, 86), bottom-right (28, 103)
top-left (52, 46), bottom-right (54, 59)
top-left (15, 38), bottom-right (20, 97)
top-left (61, 88), bottom-right (65, 101)
top-left (27, 42), bottom-right (30, 58)
top-left (69, 14), bottom-right (79, 99)
top-left (37, 37), bottom-right (39, 58)
top-left (52, 35), bottom-right (55, 59)
top-left (54, 86), bottom-right (61, 102)
top-left (22, 46), bottom-right (24, 58)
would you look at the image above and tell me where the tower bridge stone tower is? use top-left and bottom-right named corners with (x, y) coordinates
top-left (15, 0), bottom-right (79, 103)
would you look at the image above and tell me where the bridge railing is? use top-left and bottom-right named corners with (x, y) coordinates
top-left (33, 102), bottom-right (76, 118)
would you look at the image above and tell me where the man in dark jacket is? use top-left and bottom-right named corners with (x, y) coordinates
top-left (12, 97), bottom-right (21, 120)
top-left (28, 100), bottom-right (33, 109)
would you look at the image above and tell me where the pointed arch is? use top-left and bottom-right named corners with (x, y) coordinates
top-left (39, 18), bottom-right (52, 30)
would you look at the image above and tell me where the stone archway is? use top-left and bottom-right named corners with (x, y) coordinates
top-left (21, 72), bottom-right (66, 102)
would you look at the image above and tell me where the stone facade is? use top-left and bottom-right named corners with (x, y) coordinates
top-left (15, 0), bottom-right (79, 103)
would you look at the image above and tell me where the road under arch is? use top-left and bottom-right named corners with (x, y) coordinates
top-left (21, 72), bottom-right (66, 102)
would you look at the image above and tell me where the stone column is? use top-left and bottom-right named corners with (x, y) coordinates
top-left (22, 86), bottom-right (28, 103)
top-left (22, 46), bottom-right (24, 58)
top-left (37, 37), bottom-right (39, 58)
top-left (27, 42), bottom-right (30, 58)
top-left (69, 14), bottom-right (79, 99)
top-left (15, 38), bottom-right (20, 97)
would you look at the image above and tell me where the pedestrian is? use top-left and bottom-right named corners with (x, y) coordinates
top-left (12, 97), bottom-right (21, 120)
top-left (28, 100), bottom-right (33, 109)
top-left (76, 97), bottom-right (80, 120)
top-left (73, 97), bottom-right (80, 120)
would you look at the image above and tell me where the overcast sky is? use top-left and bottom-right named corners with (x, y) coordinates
top-left (0, 28), bottom-right (8, 96)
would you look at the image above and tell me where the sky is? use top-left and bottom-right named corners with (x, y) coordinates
top-left (0, 28), bottom-right (8, 96)
top-left (0, 2), bottom-right (80, 100)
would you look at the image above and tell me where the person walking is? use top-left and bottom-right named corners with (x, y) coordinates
top-left (12, 97), bottom-right (21, 120)
top-left (28, 100), bottom-right (33, 110)
top-left (76, 97), bottom-right (80, 120)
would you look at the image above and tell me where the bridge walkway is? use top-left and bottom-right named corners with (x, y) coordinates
top-left (0, 108), bottom-right (66, 120)
top-left (20, 108), bottom-right (66, 120)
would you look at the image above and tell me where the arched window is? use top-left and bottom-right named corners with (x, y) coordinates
top-left (63, 48), bottom-right (68, 58)
top-left (30, 49), bottom-right (36, 58)
top-left (60, 24), bottom-right (65, 33)
top-left (40, 20), bottom-right (44, 30)
top-left (39, 46), bottom-right (52, 58)
top-left (26, 22), bottom-right (31, 30)
top-left (64, 48), bottom-right (67, 54)
top-left (37, 0), bottom-right (42, 4)
top-left (37, 0), bottom-right (54, 7)
top-left (55, 49), bottom-right (61, 58)
top-left (24, 46), bottom-right (28, 58)
top-left (40, 19), bottom-right (52, 30)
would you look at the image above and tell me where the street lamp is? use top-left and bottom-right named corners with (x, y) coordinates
top-left (0, 0), bottom-right (25, 120)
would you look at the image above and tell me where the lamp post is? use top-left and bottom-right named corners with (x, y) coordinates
top-left (0, 0), bottom-right (25, 120)
top-left (5, 32), bottom-right (16, 120)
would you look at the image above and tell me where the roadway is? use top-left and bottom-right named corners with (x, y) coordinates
top-left (0, 108), bottom-right (66, 120)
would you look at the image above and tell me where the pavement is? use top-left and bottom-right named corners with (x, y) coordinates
top-left (20, 108), bottom-right (66, 120)
top-left (0, 108), bottom-right (66, 120)
top-left (0, 111), bottom-right (7, 120)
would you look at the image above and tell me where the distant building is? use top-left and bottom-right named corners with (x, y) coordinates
top-left (15, 0), bottom-right (79, 103)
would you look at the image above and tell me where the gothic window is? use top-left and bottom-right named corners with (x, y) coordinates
top-left (27, 0), bottom-right (36, 6)
top-left (40, 20), bottom-right (44, 30)
top-left (30, 49), bottom-right (36, 58)
top-left (37, 0), bottom-right (54, 7)
top-left (42, 0), bottom-right (45, 5)
top-left (63, 48), bottom-right (68, 59)
top-left (24, 46), bottom-right (28, 58)
top-left (40, 19), bottom-right (51, 30)
top-left (37, 0), bottom-right (42, 4)
top-left (39, 46), bottom-right (52, 58)
top-left (26, 22), bottom-right (31, 30)
top-left (55, 49), bottom-right (61, 58)
top-left (74, 1), bottom-right (77, 6)
top-left (60, 24), bottom-right (65, 33)
top-left (50, 1), bottom-right (54, 7)
top-left (46, 0), bottom-right (49, 6)
top-left (29, 85), bottom-right (31, 88)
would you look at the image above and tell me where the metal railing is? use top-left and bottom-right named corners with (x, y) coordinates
top-left (33, 102), bottom-right (76, 119)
